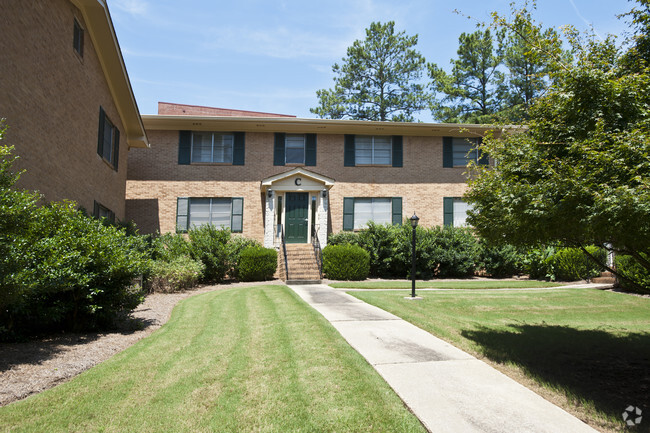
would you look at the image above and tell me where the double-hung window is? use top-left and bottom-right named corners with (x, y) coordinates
top-left (443, 137), bottom-right (488, 167)
top-left (355, 136), bottom-right (392, 165)
top-left (93, 201), bottom-right (115, 223)
top-left (73, 18), bottom-right (84, 57)
top-left (191, 132), bottom-right (233, 163)
top-left (285, 134), bottom-right (305, 164)
top-left (97, 107), bottom-right (119, 171)
top-left (273, 133), bottom-right (316, 166)
top-left (176, 197), bottom-right (243, 233)
top-left (443, 197), bottom-right (474, 227)
top-left (343, 197), bottom-right (402, 230)
top-left (344, 135), bottom-right (403, 167)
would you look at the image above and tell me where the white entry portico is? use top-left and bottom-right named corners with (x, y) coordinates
top-left (261, 168), bottom-right (334, 248)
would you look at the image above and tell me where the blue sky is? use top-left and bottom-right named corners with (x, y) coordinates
top-left (108, 0), bottom-right (633, 121)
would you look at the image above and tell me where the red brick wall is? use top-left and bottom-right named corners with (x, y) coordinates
top-left (127, 130), bottom-right (470, 241)
top-left (0, 0), bottom-right (128, 219)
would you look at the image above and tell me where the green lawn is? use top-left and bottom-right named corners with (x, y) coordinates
top-left (349, 288), bottom-right (650, 432)
top-left (0, 285), bottom-right (425, 433)
top-left (330, 279), bottom-right (566, 289)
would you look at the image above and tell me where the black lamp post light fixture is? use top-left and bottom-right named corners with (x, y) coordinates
top-left (406, 212), bottom-right (422, 300)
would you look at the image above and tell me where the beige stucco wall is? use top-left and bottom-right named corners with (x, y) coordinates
top-left (0, 0), bottom-right (129, 219)
top-left (127, 130), bottom-right (471, 242)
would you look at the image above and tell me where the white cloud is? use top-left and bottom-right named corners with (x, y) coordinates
top-left (110, 0), bottom-right (149, 16)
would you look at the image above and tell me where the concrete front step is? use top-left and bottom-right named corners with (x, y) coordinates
top-left (287, 279), bottom-right (322, 285)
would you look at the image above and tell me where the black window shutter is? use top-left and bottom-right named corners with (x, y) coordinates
top-left (392, 135), bottom-right (403, 167)
top-left (443, 137), bottom-right (453, 168)
top-left (97, 107), bottom-right (105, 157)
top-left (343, 197), bottom-right (355, 231)
top-left (178, 131), bottom-right (191, 165)
top-left (274, 133), bottom-right (286, 166)
top-left (93, 200), bottom-right (100, 219)
top-left (477, 137), bottom-right (489, 165)
top-left (344, 135), bottom-right (355, 167)
top-left (443, 197), bottom-right (454, 226)
top-left (113, 128), bottom-right (120, 171)
top-left (305, 133), bottom-right (317, 166)
top-left (391, 197), bottom-right (402, 225)
top-left (233, 132), bottom-right (245, 165)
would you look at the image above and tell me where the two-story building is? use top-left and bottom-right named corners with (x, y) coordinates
top-left (0, 0), bottom-right (148, 221)
top-left (126, 103), bottom-right (492, 250)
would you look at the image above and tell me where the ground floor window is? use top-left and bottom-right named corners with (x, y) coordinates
top-left (176, 197), bottom-right (243, 233)
top-left (93, 200), bottom-right (115, 223)
top-left (443, 197), bottom-right (473, 227)
top-left (343, 197), bottom-right (402, 230)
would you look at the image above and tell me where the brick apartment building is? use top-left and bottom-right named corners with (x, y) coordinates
top-left (0, 0), bottom-right (148, 221)
top-left (126, 103), bottom-right (492, 248)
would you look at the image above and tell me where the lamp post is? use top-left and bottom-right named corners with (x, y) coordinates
top-left (409, 213), bottom-right (419, 298)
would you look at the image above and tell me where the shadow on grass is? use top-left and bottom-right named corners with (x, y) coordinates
top-left (462, 325), bottom-right (650, 431)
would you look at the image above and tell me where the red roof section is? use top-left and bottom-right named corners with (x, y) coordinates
top-left (157, 102), bottom-right (296, 118)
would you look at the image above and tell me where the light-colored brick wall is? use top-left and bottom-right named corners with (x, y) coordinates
top-left (127, 129), bottom-right (471, 242)
top-left (0, 0), bottom-right (128, 219)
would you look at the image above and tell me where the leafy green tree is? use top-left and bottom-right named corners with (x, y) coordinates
top-left (0, 121), bottom-right (41, 316)
top-left (494, 7), bottom-right (566, 121)
top-left (465, 28), bottom-right (650, 291)
top-left (311, 21), bottom-right (429, 122)
top-left (620, 0), bottom-right (650, 72)
top-left (429, 29), bottom-right (503, 123)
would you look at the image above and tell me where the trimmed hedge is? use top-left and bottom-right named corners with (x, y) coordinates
top-left (188, 225), bottom-right (230, 283)
top-left (147, 256), bottom-right (204, 293)
top-left (616, 254), bottom-right (650, 294)
top-left (550, 246), bottom-right (606, 281)
top-left (323, 244), bottom-right (370, 280)
top-left (238, 246), bottom-right (277, 281)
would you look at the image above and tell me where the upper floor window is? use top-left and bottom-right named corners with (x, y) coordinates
top-left (192, 132), bottom-right (233, 163)
top-left (443, 137), bottom-right (488, 167)
top-left (344, 135), bottom-right (403, 167)
top-left (73, 18), bottom-right (84, 57)
top-left (178, 131), bottom-right (245, 166)
top-left (285, 134), bottom-right (305, 164)
top-left (274, 133), bottom-right (316, 166)
top-left (97, 107), bottom-right (119, 171)
top-left (355, 136), bottom-right (392, 165)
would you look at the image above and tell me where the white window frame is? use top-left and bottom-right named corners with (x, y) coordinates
top-left (355, 136), bottom-right (392, 165)
top-left (285, 134), bottom-right (306, 164)
top-left (452, 137), bottom-right (481, 167)
top-left (191, 132), bottom-right (234, 164)
top-left (353, 198), bottom-right (392, 229)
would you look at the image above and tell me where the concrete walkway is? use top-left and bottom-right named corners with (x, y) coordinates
top-left (289, 284), bottom-right (598, 433)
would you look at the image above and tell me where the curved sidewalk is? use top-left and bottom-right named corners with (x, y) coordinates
top-left (289, 284), bottom-right (597, 433)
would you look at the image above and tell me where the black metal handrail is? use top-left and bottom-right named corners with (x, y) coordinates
top-left (281, 225), bottom-right (289, 281)
top-left (313, 231), bottom-right (323, 280)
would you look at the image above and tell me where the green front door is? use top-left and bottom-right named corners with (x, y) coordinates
top-left (285, 192), bottom-right (309, 243)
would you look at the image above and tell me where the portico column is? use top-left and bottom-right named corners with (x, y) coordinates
top-left (264, 190), bottom-right (275, 248)
top-left (318, 191), bottom-right (328, 247)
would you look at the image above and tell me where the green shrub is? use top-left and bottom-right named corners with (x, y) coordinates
top-left (188, 225), bottom-right (231, 283)
top-left (523, 246), bottom-right (557, 280)
top-left (550, 246), bottom-right (606, 281)
top-left (615, 254), bottom-right (650, 294)
top-left (150, 232), bottom-right (193, 262)
top-left (327, 231), bottom-right (363, 247)
top-left (479, 240), bottom-right (525, 278)
top-left (356, 222), bottom-right (402, 278)
top-left (323, 244), bottom-right (370, 280)
top-left (147, 256), bottom-right (204, 293)
top-left (226, 235), bottom-right (262, 279)
top-left (4, 201), bottom-right (149, 335)
top-left (237, 247), bottom-right (277, 282)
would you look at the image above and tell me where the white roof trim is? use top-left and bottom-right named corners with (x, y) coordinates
top-left (261, 168), bottom-right (335, 188)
